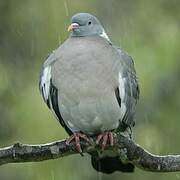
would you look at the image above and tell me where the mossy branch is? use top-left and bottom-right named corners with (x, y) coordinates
top-left (0, 133), bottom-right (180, 172)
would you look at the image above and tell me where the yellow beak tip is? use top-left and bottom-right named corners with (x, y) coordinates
top-left (67, 25), bottom-right (72, 32)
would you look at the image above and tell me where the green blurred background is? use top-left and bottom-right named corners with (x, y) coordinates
top-left (0, 0), bottom-right (180, 179)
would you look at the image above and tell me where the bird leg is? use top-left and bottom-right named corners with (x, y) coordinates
top-left (66, 132), bottom-right (91, 154)
top-left (96, 131), bottom-right (115, 150)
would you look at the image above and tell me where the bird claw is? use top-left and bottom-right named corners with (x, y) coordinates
top-left (96, 131), bottom-right (115, 150)
top-left (66, 132), bottom-right (91, 154)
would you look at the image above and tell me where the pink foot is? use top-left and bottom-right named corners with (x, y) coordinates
top-left (96, 131), bottom-right (115, 150)
top-left (66, 132), bottom-right (91, 153)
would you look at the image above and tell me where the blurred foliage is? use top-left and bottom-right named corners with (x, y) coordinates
top-left (0, 0), bottom-right (180, 179)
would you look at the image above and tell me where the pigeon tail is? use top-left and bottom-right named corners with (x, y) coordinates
top-left (91, 156), bottom-right (134, 174)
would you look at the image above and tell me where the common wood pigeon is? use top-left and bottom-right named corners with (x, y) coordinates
top-left (39, 13), bottom-right (139, 173)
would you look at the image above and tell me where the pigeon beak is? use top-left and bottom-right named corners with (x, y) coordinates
top-left (68, 23), bottom-right (80, 32)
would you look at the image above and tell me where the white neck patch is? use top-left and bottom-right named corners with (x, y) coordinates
top-left (100, 30), bottom-right (110, 42)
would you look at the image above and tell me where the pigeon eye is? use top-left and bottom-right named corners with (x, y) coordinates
top-left (88, 21), bottom-right (92, 25)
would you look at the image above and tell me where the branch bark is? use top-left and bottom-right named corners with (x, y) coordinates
top-left (0, 133), bottom-right (180, 172)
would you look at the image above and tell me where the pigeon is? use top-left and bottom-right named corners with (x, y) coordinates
top-left (39, 13), bottom-right (139, 174)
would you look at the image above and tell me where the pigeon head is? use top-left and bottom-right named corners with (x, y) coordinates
top-left (68, 13), bottom-right (110, 41)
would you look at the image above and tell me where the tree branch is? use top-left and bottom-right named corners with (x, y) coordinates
top-left (0, 133), bottom-right (180, 172)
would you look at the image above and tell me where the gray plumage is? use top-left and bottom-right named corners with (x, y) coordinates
top-left (39, 13), bottom-right (139, 173)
